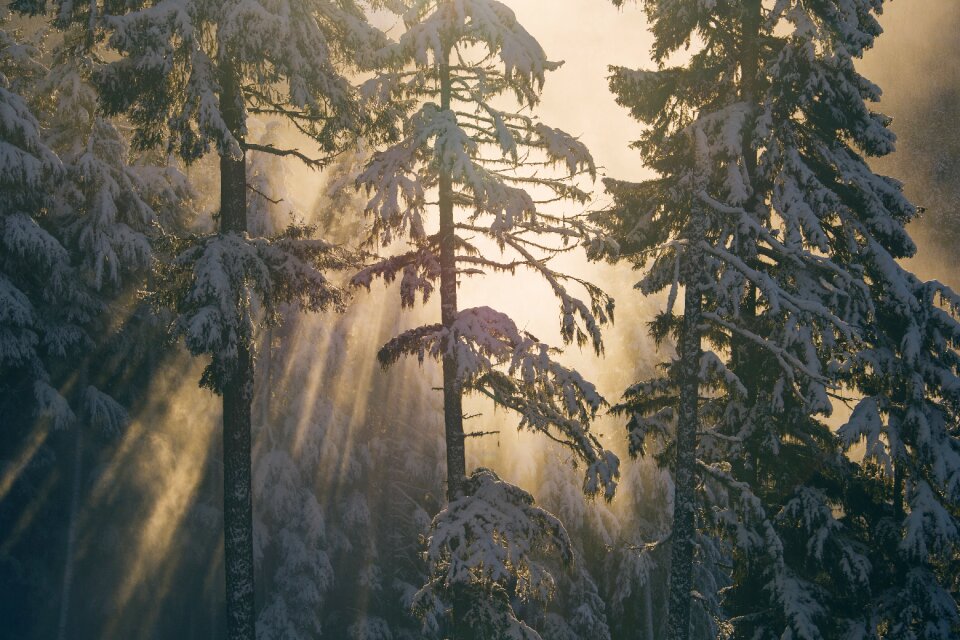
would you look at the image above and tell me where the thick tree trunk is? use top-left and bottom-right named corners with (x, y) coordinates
top-left (438, 43), bottom-right (466, 503)
top-left (666, 220), bottom-right (704, 640)
top-left (218, 58), bottom-right (256, 640)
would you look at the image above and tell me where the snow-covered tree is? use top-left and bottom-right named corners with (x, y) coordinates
top-left (0, 22), bottom-right (107, 638)
top-left (87, 0), bottom-right (390, 635)
top-left (0, 20), bottom-right (81, 433)
top-left (597, 0), bottom-right (957, 638)
top-left (38, 31), bottom-right (153, 289)
top-left (839, 271), bottom-right (960, 638)
top-left (413, 467), bottom-right (573, 640)
top-left (1, 13), bottom-right (197, 636)
top-left (354, 1), bottom-right (619, 633)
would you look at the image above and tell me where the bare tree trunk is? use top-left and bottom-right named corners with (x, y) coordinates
top-left (666, 215), bottom-right (704, 640)
top-left (218, 56), bottom-right (255, 640)
top-left (438, 42), bottom-right (465, 503)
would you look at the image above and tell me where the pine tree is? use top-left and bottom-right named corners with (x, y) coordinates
top-left (354, 1), bottom-right (619, 635)
top-left (84, 0), bottom-right (388, 635)
top-left (597, 0), bottom-right (952, 638)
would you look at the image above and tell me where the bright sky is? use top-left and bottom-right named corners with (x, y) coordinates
top-left (506, 0), bottom-right (653, 184)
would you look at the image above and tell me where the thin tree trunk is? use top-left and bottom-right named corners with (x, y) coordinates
top-left (218, 56), bottom-right (255, 640)
top-left (732, 0), bottom-right (762, 387)
top-left (438, 42), bottom-right (466, 503)
top-left (437, 38), bottom-right (471, 640)
top-left (56, 423), bottom-right (83, 640)
top-left (643, 578), bottom-right (655, 640)
top-left (666, 216), bottom-right (704, 640)
top-left (893, 462), bottom-right (904, 522)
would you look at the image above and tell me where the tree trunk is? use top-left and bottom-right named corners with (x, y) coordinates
top-left (438, 42), bottom-right (466, 503)
top-left (218, 57), bottom-right (255, 640)
top-left (893, 462), bottom-right (905, 522)
top-left (643, 577), bottom-right (656, 640)
top-left (666, 216), bottom-right (704, 640)
top-left (732, 0), bottom-right (762, 387)
top-left (56, 423), bottom-right (83, 640)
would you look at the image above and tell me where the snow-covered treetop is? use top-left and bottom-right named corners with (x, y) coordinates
top-left (600, 0), bottom-right (913, 423)
top-left (414, 468), bottom-right (572, 640)
top-left (384, 0), bottom-right (561, 105)
top-left (356, 0), bottom-right (609, 352)
top-left (94, 0), bottom-right (389, 162)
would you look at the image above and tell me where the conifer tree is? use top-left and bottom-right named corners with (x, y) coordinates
top-left (79, 1), bottom-right (388, 636)
top-left (0, 22), bottom-right (73, 425)
top-left (0, 11), bottom-right (198, 634)
top-left (354, 1), bottom-right (619, 635)
top-left (839, 261), bottom-right (960, 638)
top-left (598, 1), bottom-right (959, 638)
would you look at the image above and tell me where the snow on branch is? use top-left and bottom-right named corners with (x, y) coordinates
top-left (155, 227), bottom-right (351, 391)
top-left (413, 468), bottom-right (571, 639)
top-left (377, 306), bottom-right (619, 499)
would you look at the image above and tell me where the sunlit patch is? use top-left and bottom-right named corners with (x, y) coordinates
top-left (0, 423), bottom-right (49, 505)
top-left (85, 357), bottom-right (220, 638)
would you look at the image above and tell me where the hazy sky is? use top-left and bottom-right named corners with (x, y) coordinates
top-left (507, 0), bottom-right (654, 184)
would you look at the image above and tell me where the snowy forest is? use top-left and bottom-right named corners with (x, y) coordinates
top-left (2, 0), bottom-right (960, 638)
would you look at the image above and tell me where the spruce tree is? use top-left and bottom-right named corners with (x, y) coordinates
top-left (0, 10), bottom-right (198, 634)
top-left (82, 1), bottom-right (388, 636)
top-left (597, 0), bottom-right (958, 638)
top-left (354, 1), bottom-right (619, 635)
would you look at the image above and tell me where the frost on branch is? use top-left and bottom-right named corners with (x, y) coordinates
top-left (351, 244), bottom-right (440, 308)
top-left (413, 468), bottom-right (571, 640)
top-left (377, 307), bottom-right (619, 499)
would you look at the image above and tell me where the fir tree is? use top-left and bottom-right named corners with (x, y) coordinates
top-left (0, 18), bottom-right (89, 437)
top-left (597, 0), bottom-right (954, 638)
top-left (354, 1), bottom-right (619, 635)
top-left (839, 266), bottom-right (960, 638)
top-left (87, 0), bottom-right (388, 635)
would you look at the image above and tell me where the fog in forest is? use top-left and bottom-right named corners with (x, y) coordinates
top-left (3, 2), bottom-right (959, 638)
